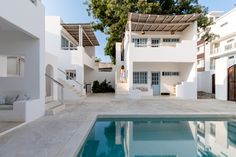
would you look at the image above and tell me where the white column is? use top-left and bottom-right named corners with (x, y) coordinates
top-left (128, 61), bottom-right (133, 91)
top-left (128, 21), bottom-right (132, 42)
top-left (79, 25), bottom-right (83, 47)
top-left (147, 38), bottom-right (151, 47)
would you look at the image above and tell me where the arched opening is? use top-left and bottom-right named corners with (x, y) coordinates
top-left (45, 64), bottom-right (54, 102)
top-left (228, 64), bottom-right (236, 101)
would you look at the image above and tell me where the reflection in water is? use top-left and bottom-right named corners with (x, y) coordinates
top-left (77, 120), bottom-right (236, 157)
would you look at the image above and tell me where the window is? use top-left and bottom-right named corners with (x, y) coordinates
top-left (61, 35), bottom-right (78, 50)
top-left (151, 38), bottom-right (160, 47)
top-left (70, 42), bottom-right (77, 50)
top-left (133, 72), bottom-right (147, 84)
top-left (99, 68), bottom-right (113, 72)
top-left (210, 123), bottom-right (216, 137)
top-left (225, 44), bottom-right (233, 51)
top-left (66, 70), bottom-right (76, 80)
top-left (197, 122), bottom-right (205, 137)
top-left (61, 36), bottom-right (69, 50)
top-left (227, 38), bottom-right (234, 43)
top-left (162, 72), bottom-right (179, 76)
top-left (197, 59), bottom-right (200, 65)
top-left (0, 55), bottom-right (25, 77)
top-left (220, 22), bottom-right (228, 27)
top-left (163, 38), bottom-right (180, 43)
top-left (132, 38), bottom-right (148, 47)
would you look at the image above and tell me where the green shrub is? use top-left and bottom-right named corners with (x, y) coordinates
top-left (92, 79), bottom-right (115, 93)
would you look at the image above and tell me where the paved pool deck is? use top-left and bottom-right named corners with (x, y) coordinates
top-left (0, 93), bottom-right (236, 157)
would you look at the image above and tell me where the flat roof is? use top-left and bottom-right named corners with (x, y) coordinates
top-left (61, 23), bottom-right (99, 46)
top-left (127, 13), bottom-right (200, 32)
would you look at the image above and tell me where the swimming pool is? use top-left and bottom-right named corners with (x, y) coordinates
top-left (77, 118), bottom-right (236, 157)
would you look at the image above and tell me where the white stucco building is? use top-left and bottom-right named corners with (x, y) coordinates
top-left (45, 16), bottom-right (99, 102)
top-left (210, 8), bottom-right (236, 101)
top-left (116, 13), bottom-right (199, 99)
top-left (197, 7), bottom-right (236, 102)
top-left (45, 16), bottom-right (115, 107)
top-left (197, 11), bottom-right (223, 94)
top-left (0, 0), bottom-right (45, 122)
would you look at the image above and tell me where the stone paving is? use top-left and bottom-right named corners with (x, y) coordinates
top-left (0, 93), bottom-right (236, 157)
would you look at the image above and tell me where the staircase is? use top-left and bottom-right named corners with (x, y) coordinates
top-left (58, 79), bottom-right (82, 97)
top-left (116, 82), bottom-right (129, 95)
top-left (57, 68), bottom-right (85, 101)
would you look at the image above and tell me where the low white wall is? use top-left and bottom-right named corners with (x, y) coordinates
top-left (0, 99), bottom-right (44, 122)
top-left (130, 41), bottom-right (196, 63)
top-left (176, 82), bottom-right (197, 99)
top-left (197, 71), bottom-right (212, 93)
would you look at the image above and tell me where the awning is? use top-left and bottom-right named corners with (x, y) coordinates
top-left (61, 23), bottom-right (99, 46)
top-left (127, 13), bottom-right (200, 32)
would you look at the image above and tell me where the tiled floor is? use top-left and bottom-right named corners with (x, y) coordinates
top-left (0, 93), bottom-right (236, 157)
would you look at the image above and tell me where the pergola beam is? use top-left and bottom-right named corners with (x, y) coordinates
top-left (82, 28), bottom-right (94, 46)
top-left (132, 21), bottom-right (192, 26)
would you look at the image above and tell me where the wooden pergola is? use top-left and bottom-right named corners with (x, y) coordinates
top-left (127, 13), bottom-right (200, 32)
top-left (61, 23), bottom-right (99, 47)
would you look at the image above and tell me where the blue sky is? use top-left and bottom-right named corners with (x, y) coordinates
top-left (42, 0), bottom-right (236, 62)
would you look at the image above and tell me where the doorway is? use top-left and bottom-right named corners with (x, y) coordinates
top-left (212, 74), bottom-right (215, 94)
top-left (151, 72), bottom-right (160, 96)
top-left (228, 65), bottom-right (236, 101)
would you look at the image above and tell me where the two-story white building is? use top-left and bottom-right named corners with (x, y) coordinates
top-left (0, 0), bottom-right (45, 122)
top-left (116, 13), bottom-right (199, 99)
top-left (45, 16), bottom-right (100, 105)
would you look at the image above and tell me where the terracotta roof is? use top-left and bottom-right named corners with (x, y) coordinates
top-left (61, 23), bottom-right (99, 46)
top-left (127, 13), bottom-right (200, 32)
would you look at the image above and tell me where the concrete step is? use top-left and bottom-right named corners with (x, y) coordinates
top-left (46, 101), bottom-right (65, 115)
top-left (46, 104), bottom-right (65, 116)
top-left (116, 91), bottom-right (129, 95)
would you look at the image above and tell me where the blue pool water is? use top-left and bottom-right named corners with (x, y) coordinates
top-left (77, 118), bottom-right (236, 157)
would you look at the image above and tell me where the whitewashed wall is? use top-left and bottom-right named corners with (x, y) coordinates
top-left (197, 71), bottom-right (212, 93)
top-left (215, 57), bottom-right (228, 100)
top-left (0, 0), bottom-right (45, 122)
top-left (84, 68), bottom-right (115, 88)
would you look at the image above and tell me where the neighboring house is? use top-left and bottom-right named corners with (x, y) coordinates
top-left (210, 7), bottom-right (236, 101)
top-left (0, 0), bottom-right (45, 122)
top-left (197, 7), bottom-right (236, 101)
top-left (45, 16), bottom-right (99, 104)
top-left (197, 11), bottom-right (223, 94)
top-left (116, 13), bottom-right (199, 99)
